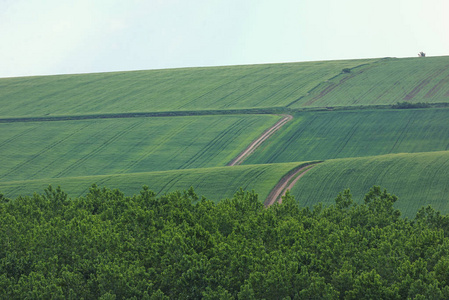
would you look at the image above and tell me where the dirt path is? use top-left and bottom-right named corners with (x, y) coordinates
top-left (264, 163), bottom-right (318, 207)
top-left (227, 114), bottom-right (293, 166)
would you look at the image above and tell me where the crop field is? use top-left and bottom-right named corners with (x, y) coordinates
top-left (0, 59), bottom-right (371, 117)
top-left (0, 162), bottom-right (306, 201)
top-left (0, 114), bottom-right (279, 181)
top-left (245, 108), bottom-right (449, 164)
top-left (289, 56), bottom-right (449, 108)
top-left (1, 56), bottom-right (449, 217)
top-left (290, 151), bottom-right (449, 217)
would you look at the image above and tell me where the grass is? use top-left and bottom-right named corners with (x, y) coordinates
top-left (0, 162), bottom-right (306, 201)
top-left (289, 56), bottom-right (449, 108)
top-left (0, 114), bottom-right (279, 181)
top-left (245, 108), bottom-right (449, 164)
top-left (289, 151), bottom-right (449, 217)
top-left (0, 59), bottom-right (372, 117)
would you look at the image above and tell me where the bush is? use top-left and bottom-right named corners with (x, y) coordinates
top-left (392, 101), bottom-right (430, 109)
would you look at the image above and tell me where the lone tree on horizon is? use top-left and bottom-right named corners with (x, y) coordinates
top-left (418, 51), bottom-right (426, 57)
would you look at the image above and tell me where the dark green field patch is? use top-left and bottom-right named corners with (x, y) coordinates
top-left (0, 115), bottom-right (279, 182)
top-left (289, 151), bottom-right (449, 217)
top-left (245, 108), bottom-right (449, 164)
top-left (290, 56), bottom-right (449, 108)
top-left (0, 162), bottom-right (306, 201)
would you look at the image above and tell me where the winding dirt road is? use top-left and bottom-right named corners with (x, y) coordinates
top-left (264, 163), bottom-right (318, 207)
top-left (225, 113), bottom-right (317, 206)
top-left (227, 114), bottom-right (293, 166)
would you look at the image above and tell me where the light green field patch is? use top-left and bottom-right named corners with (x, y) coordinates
top-left (245, 108), bottom-right (449, 164)
top-left (0, 59), bottom-right (372, 117)
top-left (0, 162), bottom-right (307, 201)
top-left (289, 56), bottom-right (449, 108)
top-left (0, 115), bottom-right (279, 181)
top-left (290, 151), bottom-right (449, 217)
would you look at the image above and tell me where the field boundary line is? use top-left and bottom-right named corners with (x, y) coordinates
top-left (3, 104), bottom-right (449, 123)
top-left (264, 162), bottom-right (320, 207)
top-left (0, 108), bottom-right (288, 123)
top-left (227, 114), bottom-right (293, 166)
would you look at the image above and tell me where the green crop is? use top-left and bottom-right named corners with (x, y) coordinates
top-left (0, 162), bottom-right (306, 200)
top-left (0, 115), bottom-right (279, 181)
top-left (0, 59), bottom-right (371, 117)
top-left (290, 151), bottom-right (449, 217)
top-left (1, 56), bottom-right (449, 215)
top-left (245, 108), bottom-right (449, 164)
top-left (289, 56), bottom-right (449, 108)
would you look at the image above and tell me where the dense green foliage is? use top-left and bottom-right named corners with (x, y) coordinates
top-left (0, 115), bottom-right (278, 181)
top-left (290, 56), bottom-right (449, 108)
top-left (245, 108), bottom-right (449, 164)
top-left (392, 102), bottom-right (431, 109)
top-left (2, 185), bottom-right (449, 299)
top-left (0, 162), bottom-right (306, 201)
top-left (291, 151), bottom-right (449, 217)
top-left (0, 60), bottom-right (369, 118)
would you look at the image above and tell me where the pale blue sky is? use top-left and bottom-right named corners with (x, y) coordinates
top-left (1, 0), bottom-right (448, 77)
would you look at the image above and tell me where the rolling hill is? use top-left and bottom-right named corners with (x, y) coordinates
top-left (289, 56), bottom-right (449, 108)
top-left (0, 162), bottom-right (307, 201)
top-left (1, 55), bottom-right (449, 216)
top-left (0, 59), bottom-right (370, 118)
top-left (290, 151), bottom-right (449, 217)
top-left (0, 115), bottom-right (280, 181)
top-left (245, 108), bottom-right (449, 164)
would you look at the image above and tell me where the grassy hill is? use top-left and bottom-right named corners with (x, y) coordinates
top-left (245, 108), bottom-right (449, 164)
top-left (4, 56), bottom-right (448, 119)
top-left (290, 151), bottom-right (449, 217)
top-left (289, 56), bottom-right (449, 108)
top-left (0, 114), bottom-right (279, 181)
top-left (0, 162), bottom-right (306, 201)
top-left (1, 56), bottom-right (449, 216)
top-left (0, 59), bottom-right (370, 118)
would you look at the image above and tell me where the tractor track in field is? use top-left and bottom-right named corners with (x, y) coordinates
top-left (264, 163), bottom-right (319, 207)
top-left (227, 114), bottom-right (293, 166)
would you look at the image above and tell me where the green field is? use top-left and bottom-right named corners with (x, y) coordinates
top-left (2, 56), bottom-right (449, 216)
top-left (245, 108), bottom-right (449, 164)
top-left (0, 162), bottom-right (306, 201)
top-left (0, 59), bottom-right (371, 117)
top-left (290, 151), bottom-right (449, 217)
top-left (0, 114), bottom-right (280, 182)
top-left (289, 56), bottom-right (449, 108)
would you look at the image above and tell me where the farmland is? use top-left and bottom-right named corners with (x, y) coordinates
top-left (0, 59), bottom-right (369, 118)
top-left (245, 108), bottom-right (449, 164)
top-left (0, 114), bottom-right (279, 182)
top-left (290, 151), bottom-right (449, 217)
top-left (4, 49), bottom-right (449, 299)
top-left (1, 56), bottom-right (449, 217)
top-left (0, 162), bottom-right (306, 201)
top-left (289, 56), bottom-right (449, 108)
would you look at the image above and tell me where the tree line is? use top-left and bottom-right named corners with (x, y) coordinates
top-left (1, 184), bottom-right (449, 299)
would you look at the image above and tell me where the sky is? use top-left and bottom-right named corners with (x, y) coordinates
top-left (0, 0), bottom-right (448, 78)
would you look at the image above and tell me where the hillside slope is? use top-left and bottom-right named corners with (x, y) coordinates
top-left (1, 56), bottom-right (449, 217)
top-left (0, 162), bottom-right (306, 201)
top-left (0, 115), bottom-right (280, 181)
top-left (245, 108), bottom-right (449, 164)
top-left (290, 151), bottom-right (449, 217)
top-left (289, 56), bottom-right (449, 108)
top-left (0, 59), bottom-right (370, 118)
